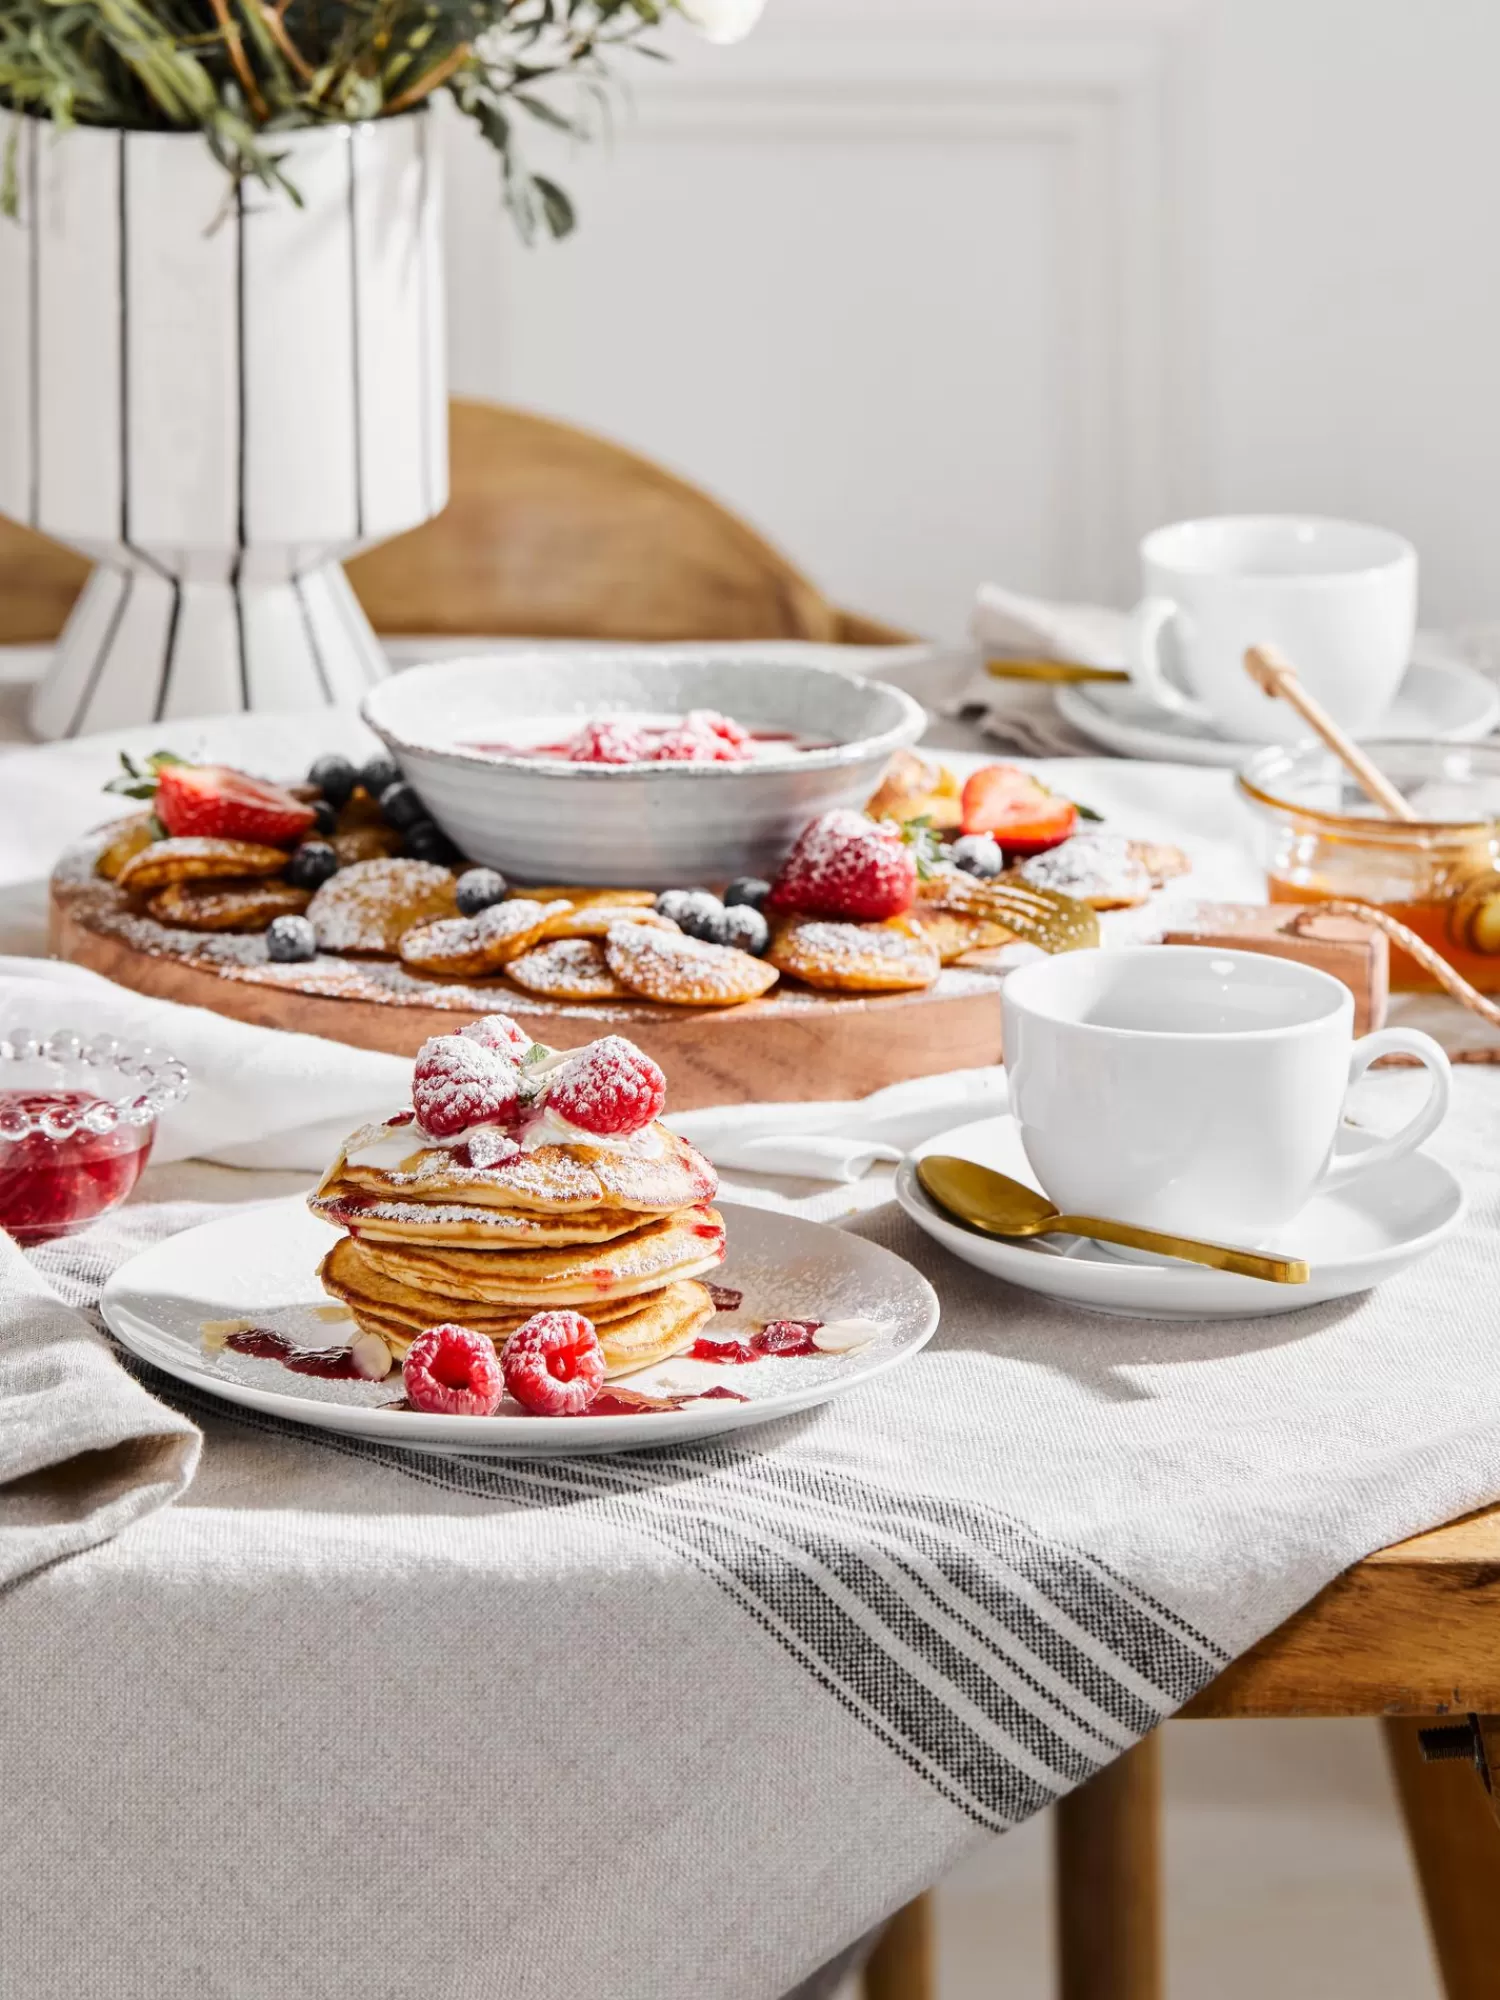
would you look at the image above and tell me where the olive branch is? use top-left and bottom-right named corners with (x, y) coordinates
top-left (0, 1), bottom-right (679, 239)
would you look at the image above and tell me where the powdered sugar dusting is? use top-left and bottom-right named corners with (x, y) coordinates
top-left (306, 858), bottom-right (456, 953)
top-left (506, 937), bottom-right (625, 999)
top-left (1016, 833), bottom-right (1151, 905)
top-left (400, 898), bottom-right (552, 968)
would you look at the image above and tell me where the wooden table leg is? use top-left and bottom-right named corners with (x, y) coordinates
top-left (1384, 1716), bottom-right (1500, 2000)
top-left (862, 1893), bottom-right (935, 2000)
top-left (1054, 1734), bottom-right (1162, 2000)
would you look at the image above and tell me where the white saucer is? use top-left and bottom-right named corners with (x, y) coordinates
top-left (100, 1197), bottom-right (939, 1456)
top-left (1054, 652), bottom-right (1500, 767)
top-left (894, 1114), bottom-right (1465, 1320)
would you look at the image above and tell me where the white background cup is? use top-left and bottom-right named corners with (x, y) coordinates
top-left (1128, 515), bottom-right (1417, 743)
top-left (1001, 948), bottom-right (1449, 1242)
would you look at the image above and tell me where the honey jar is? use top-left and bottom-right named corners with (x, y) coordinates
top-left (1237, 741), bottom-right (1500, 992)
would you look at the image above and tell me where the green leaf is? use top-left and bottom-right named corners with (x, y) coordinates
top-left (1071, 800), bottom-right (1104, 822)
top-left (533, 173), bottom-right (576, 238)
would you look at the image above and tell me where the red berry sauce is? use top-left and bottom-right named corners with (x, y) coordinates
top-left (704, 1283), bottom-right (743, 1312)
top-left (687, 1320), bottom-right (824, 1364)
top-left (222, 1327), bottom-right (366, 1380)
top-left (0, 1090), bottom-right (153, 1244)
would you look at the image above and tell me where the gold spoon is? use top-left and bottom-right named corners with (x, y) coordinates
top-left (986, 656), bottom-right (1130, 685)
top-left (916, 1156), bottom-right (1310, 1284)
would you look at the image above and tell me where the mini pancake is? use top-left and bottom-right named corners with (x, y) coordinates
top-left (538, 905), bottom-right (677, 942)
top-left (324, 1124), bottom-right (718, 1218)
top-left (306, 858), bottom-right (458, 954)
top-left (353, 1205), bottom-right (726, 1307)
top-left (505, 937), bottom-right (630, 1001)
top-left (399, 898), bottom-right (557, 976)
top-left (906, 906), bottom-right (1015, 964)
top-left (147, 878), bottom-right (312, 933)
top-left (94, 815), bottom-right (156, 881)
top-left (767, 915), bottom-right (940, 993)
top-left (116, 836), bottom-right (292, 892)
top-left (1129, 838), bottom-right (1191, 887)
top-left (1014, 833), bottom-right (1153, 911)
top-left (318, 1235), bottom-right (646, 1334)
top-left (517, 886), bottom-right (657, 908)
top-left (309, 1187), bottom-right (643, 1245)
top-left (345, 1280), bottom-right (715, 1379)
top-left (605, 922), bottom-right (778, 1007)
top-left (331, 823), bottom-right (404, 866)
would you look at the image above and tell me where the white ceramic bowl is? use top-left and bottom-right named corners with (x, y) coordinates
top-left (361, 650), bottom-right (927, 886)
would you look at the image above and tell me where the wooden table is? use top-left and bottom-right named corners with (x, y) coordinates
top-left (864, 1503), bottom-right (1500, 2000)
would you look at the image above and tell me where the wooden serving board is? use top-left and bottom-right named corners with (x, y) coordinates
top-left (50, 835), bottom-right (1004, 1111)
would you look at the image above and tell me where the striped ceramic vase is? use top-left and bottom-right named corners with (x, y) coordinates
top-left (0, 110), bottom-right (447, 740)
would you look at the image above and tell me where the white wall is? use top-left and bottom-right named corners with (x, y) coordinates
top-left (442, 0), bottom-right (1500, 639)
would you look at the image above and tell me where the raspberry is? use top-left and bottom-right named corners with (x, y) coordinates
top-left (412, 1034), bottom-right (520, 1140)
top-left (547, 1035), bottom-right (666, 1136)
top-left (754, 1319), bottom-right (822, 1356)
top-left (569, 719), bottom-right (648, 765)
top-left (502, 1311), bottom-right (605, 1415)
top-left (686, 708), bottom-right (751, 750)
top-left (458, 1013), bottom-right (533, 1059)
top-left (766, 809), bottom-right (917, 921)
top-left (402, 1324), bottom-right (504, 1416)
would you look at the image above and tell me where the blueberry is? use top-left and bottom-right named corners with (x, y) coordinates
top-left (724, 877), bottom-right (770, 911)
top-left (266, 914), bottom-right (317, 962)
top-left (360, 753), bottom-right (400, 799)
top-left (654, 889), bottom-right (698, 924)
top-left (456, 866), bottom-right (508, 916)
top-left (720, 904), bottom-right (769, 956)
top-left (378, 780), bottom-right (427, 832)
top-left (286, 840), bottom-right (339, 891)
top-left (671, 892), bottom-right (730, 944)
top-left (949, 833), bottom-right (1003, 879)
top-left (307, 754), bottom-right (356, 809)
top-left (403, 818), bottom-right (458, 864)
top-left (311, 799), bottom-right (337, 837)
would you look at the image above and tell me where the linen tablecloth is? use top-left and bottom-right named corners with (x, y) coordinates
top-left (5, 676), bottom-right (1500, 1999)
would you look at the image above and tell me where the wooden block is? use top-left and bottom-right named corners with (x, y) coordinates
top-left (1161, 902), bottom-right (1388, 1035)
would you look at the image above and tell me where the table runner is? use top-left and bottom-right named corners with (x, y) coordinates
top-left (6, 1057), bottom-right (1500, 1998)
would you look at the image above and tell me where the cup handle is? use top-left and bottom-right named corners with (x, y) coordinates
top-left (1128, 596), bottom-right (1215, 723)
top-left (1317, 1027), bottom-right (1451, 1195)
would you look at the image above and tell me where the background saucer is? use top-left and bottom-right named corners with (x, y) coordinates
top-left (1054, 653), bottom-right (1500, 767)
top-left (895, 1115), bottom-right (1464, 1320)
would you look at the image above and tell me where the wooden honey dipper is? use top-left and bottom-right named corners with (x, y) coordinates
top-left (1244, 644), bottom-right (1500, 1031)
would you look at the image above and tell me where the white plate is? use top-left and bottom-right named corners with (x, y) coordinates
top-left (894, 1114), bottom-right (1465, 1320)
top-left (101, 1198), bottom-right (939, 1456)
top-left (1054, 654), bottom-right (1500, 767)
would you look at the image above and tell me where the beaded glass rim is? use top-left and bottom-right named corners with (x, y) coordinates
top-left (0, 1029), bottom-right (190, 1142)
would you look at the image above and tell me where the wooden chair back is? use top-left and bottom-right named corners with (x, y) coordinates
top-left (0, 399), bottom-right (909, 650)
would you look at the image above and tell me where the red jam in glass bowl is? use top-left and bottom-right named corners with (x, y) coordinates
top-left (0, 1030), bottom-right (189, 1244)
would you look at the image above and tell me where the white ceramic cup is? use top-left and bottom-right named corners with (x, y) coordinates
top-left (1128, 516), bottom-right (1417, 743)
top-left (1001, 947), bottom-right (1450, 1242)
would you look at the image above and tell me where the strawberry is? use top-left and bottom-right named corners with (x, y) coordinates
top-left (766, 809), bottom-right (917, 920)
top-left (105, 750), bottom-right (315, 846)
top-left (959, 764), bottom-right (1078, 856)
top-left (412, 1034), bottom-right (520, 1141)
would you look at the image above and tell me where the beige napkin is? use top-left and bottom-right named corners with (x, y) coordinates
top-left (944, 582), bottom-right (1130, 756)
top-left (0, 1229), bottom-right (199, 1589)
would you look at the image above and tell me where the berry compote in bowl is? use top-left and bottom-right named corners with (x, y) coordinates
top-left (0, 1029), bottom-right (188, 1244)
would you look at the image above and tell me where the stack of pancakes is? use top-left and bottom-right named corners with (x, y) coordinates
top-left (310, 1118), bottom-right (724, 1377)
